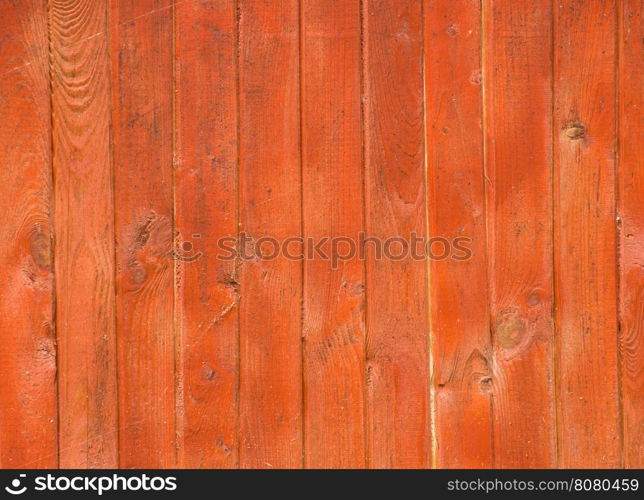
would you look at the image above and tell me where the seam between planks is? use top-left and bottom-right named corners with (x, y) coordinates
top-left (614, 0), bottom-right (625, 468)
top-left (420, 0), bottom-right (436, 471)
top-left (234, 0), bottom-right (242, 469)
top-left (234, 0), bottom-right (242, 471)
top-left (550, 0), bottom-right (560, 469)
top-left (172, 0), bottom-right (179, 469)
top-left (480, 0), bottom-right (496, 468)
top-left (298, 0), bottom-right (306, 470)
top-left (45, 0), bottom-right (60, 470)
top-left (106, 0), bottom-right (121, 469)
top-left (358, 0), bottom-right (370, 471)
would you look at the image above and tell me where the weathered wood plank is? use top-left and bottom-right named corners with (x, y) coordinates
top-left (174, 0), bottom-right (239, 469)
top-left (238, 0), bottom-right (303, 469)
top-left (426, 0), bottom-right (493, 468)
top-left (49, 0), bottom-right (118, 468)
top-left (0, 0), bottom-right (57, 469)
top-left (175, 0), bottom-right (240, 468)
top-left (302, 0), bottom-right (365, 469)
top-left (619, 0), bottom-right (644, 470)
top-left (554, 0), bottom-right (621, 468)
top-left (364, 0), bottom-right (430, 468)
top-left (484, 0), bottom-right (556, 468)
top-left (110, 0), bottom-right (176, 468)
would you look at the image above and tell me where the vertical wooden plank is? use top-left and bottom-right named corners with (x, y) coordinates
top-left (301, 0), bottom-right (365, 469)
top-left (364, 0), bottom-right (430, 468)
top-left (0, 0), bottom-right (57, 469)
top-left (619, 0), bottom-right (643, 469)
top-left (554, 0), bottom-right (621, 468)
top-left (484, 0), bottom-right (556, 467)
top-left (49, 0), bottom-right (118, 468)
top-left (425, 0), bottom-right (494, 468)
top-left (174, 0), bottom-right (239, 468)
top-left (111, 0), bottom-right (176, 468)
top-left (238, 0), bottom-right (303, 468)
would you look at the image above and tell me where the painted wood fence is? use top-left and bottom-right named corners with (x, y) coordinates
top-left (0, 0), bottom-right (641, 469)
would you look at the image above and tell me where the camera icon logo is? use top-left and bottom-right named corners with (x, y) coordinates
top-left (172, 233), bottom-right (203, 263)
top-left (5, 474), bottom-right (27, 495)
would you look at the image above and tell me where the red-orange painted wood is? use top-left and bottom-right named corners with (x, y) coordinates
top-left (484, 0), bottom-right (556, 468)
top-left (301, 0), bottom-right (365, 469)
top-left (619, 0), bottom-right (643, 470)
top-left (110, 0), bottom-right (176, 468)
top-left (425, 0), bottom-right (493, 469)
top-left (49, 0), bottom-right (118, 468)
top-left (174, 0), bottom-right (239, 469)
top-left (0, 0), bottom-right (57, 469)
top-left (363, 0), bottom-right (430, 468)
top-left (238, 0), bottom-right (303, 468)
top-left (0, 0), bottom-right (641, 470)
top-left (554, 0), bottom-right (621, 468)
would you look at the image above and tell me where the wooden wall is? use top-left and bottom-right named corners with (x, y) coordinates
top-left (0, 0), bottom-right (641, 469)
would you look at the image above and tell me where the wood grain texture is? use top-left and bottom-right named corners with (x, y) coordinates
top-left (0, 0), bottom-right (640, 470)
top-left (619, 0), bottom-right (643, 470)
top-left (363, 0), bottom-right (430, 468)
top-left (110, 0), bottom-right (176, 468)
top-left (554, 0), bottom-right (621, 468)
top-left (301, 0), bottom-right (365, 469)
top-left (484, 0), bottom-right (556, 468)
top-left (0, 0), bottom-right (57, 469)
top-left (174, 0), bottom-right (239, 469)
top-left (49, 0), bottom-right (118, 468)
top-left (425, 0), bottom-right (493, 469)
top-left (238, 0), bottom-right (303, 469)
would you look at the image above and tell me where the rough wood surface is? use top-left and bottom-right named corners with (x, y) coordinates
top-left (619, 0), bottom-right (644, 469)
top-left (237, 0), bottom-right (303, 469)
top-left (0, 0), bottom-right (57, 469)
top-left (302, 0), bottom-right (365, 469)
top-left (49, 0), bottom-right (118, 468)
top-left (363, 0), bottom-right (430, 468)
top-left (110, 0), bottom-right (176, 468)
top-left (484, 0), bottom-right (556, 468)
top-left (0, 0), bottom-right (640, 469)
top-left (554, 0), bottom-right (621, 468)
top-left (425, 0), bottom-right (493, 469)
top-left (174, 0), bottom-right (239, 469)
